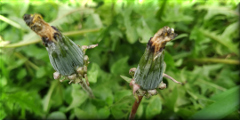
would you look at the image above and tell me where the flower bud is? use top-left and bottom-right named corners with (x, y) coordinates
top-left (129, 68), bottom-right (136, 77)
top-left (158, 82), bottom-right (166, 89)
top-left (147, 89), bottom-right (157, 95)
top-left (77, 67), bottom-right (84, 75)
top-left (133, 84), bottom-right (140, 94)
top-left (53, 72), bottom-right (61, 79)
top-left (68, 74), bottom-right (77, 80)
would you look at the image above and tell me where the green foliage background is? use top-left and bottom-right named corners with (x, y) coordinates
top-left (0, 0), bottom-right (239, 119)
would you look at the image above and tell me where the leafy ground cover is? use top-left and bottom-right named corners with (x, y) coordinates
top-left (0, 0), bottom-right (239, 119)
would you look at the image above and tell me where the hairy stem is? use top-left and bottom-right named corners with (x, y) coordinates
top-left (163, 73), bottom-right (182, 84)
top-left (129, 95), bottom-right (143, 120)
top-left (77, 78), bottom-right (95, 98)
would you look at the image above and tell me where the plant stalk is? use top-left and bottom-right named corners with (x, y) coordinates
top-left (2, 28), bottom-right (101, 48)
top-left (129, 95), bottom-right (143, 120)
top-left (77, 78), bottom-right (95, 98)
top-left (189, 58), bottom-right (240, 65)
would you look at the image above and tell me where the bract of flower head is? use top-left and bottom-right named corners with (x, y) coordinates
top-left (46, 34), bottom-right (84, 76)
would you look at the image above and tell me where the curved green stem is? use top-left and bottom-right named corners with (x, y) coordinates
top-left (2, 28), bottom-right (101, 48)
top-left (63, 28), bottom-right (101, 36)
top-left (0, 15), bottom-right (22, 29)
top-left (189, 58), bottom-right (240, 65)
top-left (14, 52), bottom-right (39, 70)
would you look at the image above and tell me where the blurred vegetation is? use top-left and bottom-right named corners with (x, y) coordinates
top-left (0, 0), bottom-right (239, 119)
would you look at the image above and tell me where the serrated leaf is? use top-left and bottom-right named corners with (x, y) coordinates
top-left (196, 5), bottom-right (237, 20)
top-left (6, 90), bottom-right (43, 116)
top-left (122, 8), bottom-right (138, 44)
top-left (191, 86), bottom-right (240, 119)
top-left (199, 28), bottom-right (238, 54)
top-left (138, 18), bottom-right (153, 43)
top-left (222, 22), bottom-right (238, 38)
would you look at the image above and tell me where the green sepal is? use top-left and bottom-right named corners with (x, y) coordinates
top-left (46, 33), bottom-right (84, 76)
top-left (134, 47), bottom-right (165, 90)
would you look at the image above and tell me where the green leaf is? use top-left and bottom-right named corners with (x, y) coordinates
top-left (164, 51), bottom-right (175, 68)
top-left (222, 22), bottom-right (238, 38)
top-left (137, 18), bottom-right (154, 43)
top-left (191, 86), bottom-right (240, 119)
top-left (173, 33), bottom-right (188, 41)
top-left (111, 95), bottom-right (134, 119)
top-left (74, 102), bottom-right (101, 119)
top-left (120, 75), bottom-right (132, 83)
top-left (66, 85), bottom-right (88, 111)
top-left (98, 107), bottom-right (110, 119)
top-left (88, 63), bottom-right (100, 83)
top-left (122, 8), bottom-right (138, 44)
top-left (51, 83), bottom-right (64, 108)
top-left (111, 106), bottom-right (129, 119)
top-left (126, 25), bottom-right (138, 44)
top-left (114, 90), bottom-right (132, 102)
top-left (47, 111), bottom-right (67, 119)
top-left (36, 67), bottom-right (46, 78)
top-left (0, 22), bottom-right (8, 31)
top-left (64, 86), bottom-right (72, 104)
top-left (196, 5), bottom-right (237, 20)
top-left (42, 81), bottom-right (58, 113)
top-left (17, 69), bottom-right (27, 79)
top-left (136, 102), bottom-right (144, 118)
top-left (93, 85), bottom-right (114, 106)
top-left (5, 90), bottom-right (43, 116)
top-left (82, 103), bottom-right (98, 119)
top-left (110, 56), bottom-right (129, 75)
top-left (146, 95), bottom-right (162, 119)
top-left (92, 13), bottom-right (103, 28)
top-left (0, 107), bottom-right (7, 120)
top-left (74, 108), bottom-right (90, 119)
top-left (199, 28), bottom-right (238, 54)
top-left (0, 77), bottom-right (7, 87)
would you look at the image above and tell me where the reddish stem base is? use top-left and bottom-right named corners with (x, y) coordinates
top-left (129, 96), bottom-right (143, 120)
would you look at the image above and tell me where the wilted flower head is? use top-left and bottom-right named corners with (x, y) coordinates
top-left (134, 26), bottom-right (177, 90)
top-left (23, 14), bottom-right (84, 76)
